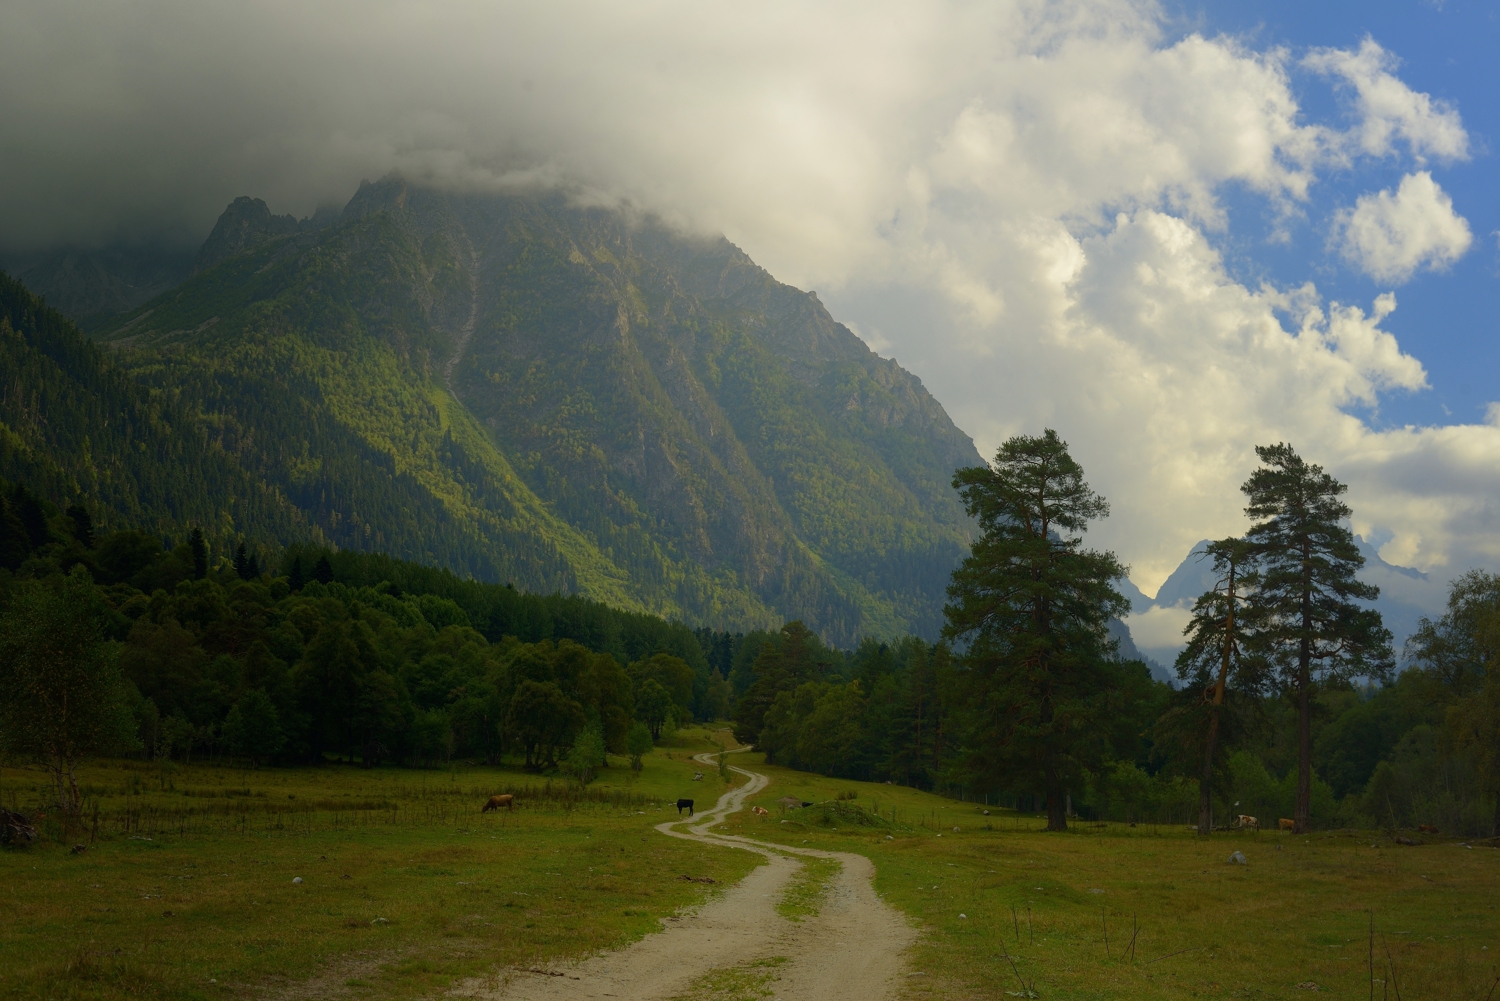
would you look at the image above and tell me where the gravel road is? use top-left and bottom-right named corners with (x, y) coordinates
top-left (468, 749), bottom-right (916, 1001)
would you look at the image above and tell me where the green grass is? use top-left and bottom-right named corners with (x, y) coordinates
top-left (10, 740), bottom-right (1500, 1000)
top-left (667, 956), bottom-right (787, 1001)
top-left (720, 758), bottom-right (1500, 1000)
top-left (775, 856), bottom-right (840, 922)
top-left (0, 727), bottom-right (756, 1000)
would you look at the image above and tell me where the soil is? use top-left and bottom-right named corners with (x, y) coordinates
top-left (459, 749), bottom-right (916, 1000)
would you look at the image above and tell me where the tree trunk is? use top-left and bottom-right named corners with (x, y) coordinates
top-left (1295, 665), bottom-right (1312, 834)
top-left (1294, 560), bottom-right (1314, 835)
top-left (1200, 561), bottom-right (1238, 836)
top-left (1198, 710), bottom-right (1220, 836)
top-left (50, 754), bottom-right (71, 816)
top-left (1044, 755), bottom-right (1067, 831)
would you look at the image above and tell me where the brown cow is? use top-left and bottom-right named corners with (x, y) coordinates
top-left (752, 806), bottom-right (769, 816)
top-left (482, 794), bottom-right (515, 812)
top-left (1278, 818), bottom-right (1295, 831)
top-left (1236, 814), bottom-right (1259, 830)
top-left (1418, 824), bottom-right (1439, 834)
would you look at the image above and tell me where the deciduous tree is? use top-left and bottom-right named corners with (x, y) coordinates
top-left (626, 721), bottom-right (653, 773)
top-left (222, 688), bottom-right (285, 767)
top-left (0, 566), bottom-right (138, 815)
top-left (1409, 570), bottom-right (1500, 835)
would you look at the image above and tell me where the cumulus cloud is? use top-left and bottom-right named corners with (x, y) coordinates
top-left (1333, 171), bottom-right (1473, 283)
top-left (1305, 38), bottom-right (1469, 164)
top-left (0, 0), bottom-right (1489, 592)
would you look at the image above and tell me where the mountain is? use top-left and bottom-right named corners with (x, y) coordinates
top-left (1, 244), bottom-right (193, 329)
top-left (60, 178), bottom-right (981, 644)
top-left (1127, 536), bottom-right (1442, 670)
top-left (0, 271), bottom-right (313, 544)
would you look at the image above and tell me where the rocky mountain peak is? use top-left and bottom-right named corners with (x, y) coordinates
top-left (194, 196), bottom-right (300, 273)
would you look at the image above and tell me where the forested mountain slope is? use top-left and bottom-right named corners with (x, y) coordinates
top-left (70, 179), bottom-right (979, 643)
top-left (0, 272), bottom-right (311, 546)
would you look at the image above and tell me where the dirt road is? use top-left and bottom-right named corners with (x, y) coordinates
top-left (466, 750), bottom-right (916, 1001)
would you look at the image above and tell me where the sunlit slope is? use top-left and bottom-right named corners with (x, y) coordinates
top-left (446, 186), bottom-right (981, 641)
top-left (98, 180), bottom-right (981, 640)
top-left (100, 206), bottom-right (642, 606)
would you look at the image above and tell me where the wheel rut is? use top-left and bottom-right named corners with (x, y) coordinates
top-left (466, 748), bottom-right (915, 1000)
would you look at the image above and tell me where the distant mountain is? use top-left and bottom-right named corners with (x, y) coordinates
top-left (2, 244), bottom-right (193, 328)
top-left (1127, 536), bottom-right (1442, 672)
top-left (41, 178), bottom-right (981, 644)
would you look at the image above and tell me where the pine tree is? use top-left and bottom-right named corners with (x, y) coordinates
top-left (1171, 538), bottom-right (1259, 835)
top-left (189, 527), bottom-right (208, 580)
top-left (0, 495), bottom-right (30, 570)
top-left (312, 553), bottom-right (334, 585)
top-left (65, 505), bottom-right (95, 549)
top-left (944, 429), bottom-right (1127, 831)
top-left (288, 555), bottom-right (305, 592)
top-left (246, 551), bottom-right (261, 578)
top-left (11, 485), bottom-right (50, 549)
top-left (233, 541), bottom-right (250, 580)
top-left (1241, 444), bottom-right (1392, 833)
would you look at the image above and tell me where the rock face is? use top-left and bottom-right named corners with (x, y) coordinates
top-left (89, 178), bottom-right (983, 644)
top-left (193, 196), bottom-right (301, 272)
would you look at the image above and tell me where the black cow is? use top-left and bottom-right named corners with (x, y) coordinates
top-left (676, 798), bottom-right (694, 816)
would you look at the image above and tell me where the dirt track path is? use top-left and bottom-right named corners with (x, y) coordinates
top-left (468, 749), bottom-right (915, 1000)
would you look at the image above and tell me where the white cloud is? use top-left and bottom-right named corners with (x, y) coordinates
top-left (1124, 604), bottom-right (1194, 649)
top-left (1305, 37), bottom-right (1469, 163)
top-left (1333, 172), bottom-right (1473, 283)
top-left (0, 0), bottom-right (1492, 595)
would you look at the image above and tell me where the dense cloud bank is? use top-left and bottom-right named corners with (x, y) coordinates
top-left (1, 0), bottom-right (1490, 594)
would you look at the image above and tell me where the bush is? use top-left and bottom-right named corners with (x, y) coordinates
top-left (565, 726), bottom-right (607, 786)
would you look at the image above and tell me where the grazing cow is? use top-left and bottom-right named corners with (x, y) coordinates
top-left (752, 806), bottom-right (769, 816)
top-left (676, 798), bottom-right (694, 816)
top-left (1418, 824), bottom-right (1439, 835)
top-left (482, 794), bottom-right (515, 813)
top-left (1236, 815), bottom-right (1259, 830)
top-left (1278, 818), bottom-right (1295, 831)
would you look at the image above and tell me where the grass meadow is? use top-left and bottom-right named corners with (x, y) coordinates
top-left (718, 758), bottom-right (1500, 1000)
top-left (4, 733), bottom-right (1498, 1000)
top-left (0, 728), bottom-right (758, 1000)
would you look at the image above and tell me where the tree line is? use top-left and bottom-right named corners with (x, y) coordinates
top-left (0, 479), bottom-right (731, 817)
top-left (3, 430), bottom-right (1497, 837)
top-left (723, 432), bottom-right (1500, 837)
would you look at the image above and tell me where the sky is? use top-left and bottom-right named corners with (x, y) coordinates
top-left (1, 0), bottom-right (1496, 606)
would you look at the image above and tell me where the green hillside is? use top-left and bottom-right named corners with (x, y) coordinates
top-left (0, 271), bottom-right (310, 547)
top-left (52, 180), bottom-right (980, 642)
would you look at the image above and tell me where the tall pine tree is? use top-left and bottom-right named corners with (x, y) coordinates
top-left (1171, 537), bottom-right (1259, 835)
top-left (944, 429), bottom-right (1126, 831)
top-left (1241, 444), bottom-right (1391, 833)
top-left (189, 527), bottom-right (208, 580)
